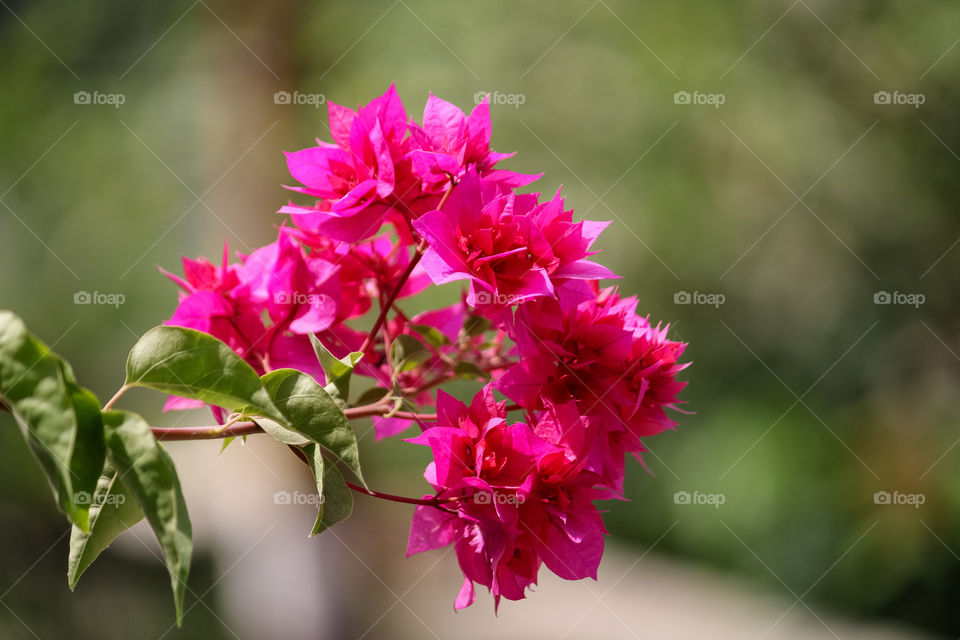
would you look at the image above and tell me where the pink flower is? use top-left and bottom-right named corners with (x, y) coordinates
top-left (280, 85), bottom-right (418, 242)
top-left (408, 94), bottom-right (539, 191)
top-left (495, 285), bottom-right (688, 488)
top-left (233, 228), bottom-right (340, 335)
top-left (284, 85), bottom-right (411, 214)
top-left (406, 386), bottom-right (609, 609)
top-left (162, 233), bottom-right (334, 390)
top-left (286, 230), bottom-right (430, 323)
top-left (156, 86), bottom-right (692, 608)
top-left (370, 301), bottom-right (511, 441)
top-left (412, 171), bottom-right (617, 314)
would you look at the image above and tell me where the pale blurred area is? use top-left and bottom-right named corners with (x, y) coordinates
top-left (2, 0), bottom-right (960, 638)
top-left (126, 438), bottom-right (938, 640)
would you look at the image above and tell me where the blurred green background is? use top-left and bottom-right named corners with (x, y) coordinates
top-left (2, 0), bottom-right (959, 638)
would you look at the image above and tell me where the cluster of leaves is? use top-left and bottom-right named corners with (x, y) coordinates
top-left (0, 311), bottom-right (364, 624)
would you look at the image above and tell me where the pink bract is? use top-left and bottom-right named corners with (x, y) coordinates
top-left (161, 85), bottom-right (688, 610)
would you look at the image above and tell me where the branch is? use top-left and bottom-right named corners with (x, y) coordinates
top-left (102, 385), bottom-right (130, 411)
top-left (360, 181), bottom-right (456, 356)
top-left (344, 481), bottom-right (463, 507)
top-left (287, 445), bottom-right (461, 508)
top-left (359, 250), bottom-right (423, 355)
top-left (150, 404), bottom-right (437, 441)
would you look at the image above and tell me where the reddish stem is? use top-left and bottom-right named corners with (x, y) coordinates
top-left (150, 404), bottom-right (437, 441)
top-left (344, 481), bottom-right (462, 507)
top-left (102, 385), bottom-right (129, 411)
top-left (359, 181), bottom-right (456, 356)
top-left (359, 251), bottom-right (423, 355)
top-left (286, 444), bottom-right (459, 508)
top-left (402, 359), bottom-right (513, 396)
top-left (152, 421), bottom-right (265, 441)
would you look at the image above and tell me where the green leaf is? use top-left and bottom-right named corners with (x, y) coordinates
top-left (125, 325), bottom-right (282, 422)
top-left (309, 333), bottom-right (362, 406)
top-left (391, 334), bottom-right (430, 373)
top-left (219, 436), bottom-right (235, 454)
top-left (252, 417), bottom-right (310, 446)
top-left (68, 462), bottom-right (145, 589)
top-left (408, 323), bottom-right (450, 348)
top-left (304, 445), bottom-right (353, 536)
top-left (355, 386), bottom-right (390, 407)
top-left (0, 311), bottom-right (105, 531)
top-left (103, 410), bottom-right (192, 624)
top-left (260, 369), bottom-right (364, 486)
top-left (453, 361), bottom-right (485, 379)
top-left (463, 315), bottom-right (490, 338)
top-left (64, 380), bottom-right (108, 525)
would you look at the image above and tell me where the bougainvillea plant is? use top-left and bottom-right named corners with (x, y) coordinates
top-left (0, 85), bottom-right (688, 620)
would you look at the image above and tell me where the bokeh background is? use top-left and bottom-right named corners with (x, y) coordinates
top-left (1, 1), bottom-right (959, 638)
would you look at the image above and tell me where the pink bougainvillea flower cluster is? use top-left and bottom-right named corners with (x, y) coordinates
top-left (162, 85), bottom-right (687, 609)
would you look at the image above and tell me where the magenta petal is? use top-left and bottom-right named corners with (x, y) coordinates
top-left (552, 259), bottom-right (619, 280)
top-left (289, 300), bottom-right (337, 334)
top-left (285, 146), bottom-right (347, 191)
top-left (327, 101), bottom-right (357, 148)
top-left (423, 94), bottom-right (466, 149)
top-left (409, 150), bottom-right (462, 180)
top-left (167, 291), bottom-right (233, 333)
top-left (581, 220), bottom-right (611, 247)
top-left (163, 396), bottom-right (206, 411)
top-left (537, 519), bottom-right (604, 581)
top-left (332, 178), bottom-right (378, 214)
top-left (465, 97), bottom-right (491, 153)
top-left (454, 578), bottom-right (476, 610)
top-left (407, 505), bottom-right (459, 556)
top-left (411, 303), bottom-right (466, 344)
top-left (368, 119), bottom-right (395, 198)
top-left (285, 202), bottom-right (389, 243)
top-left (419, 247), bottom-right (471, 286)
top-left (485, 169), bottom-right (542, 188)
top-left (372, 415), bottom-right (414, 441)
